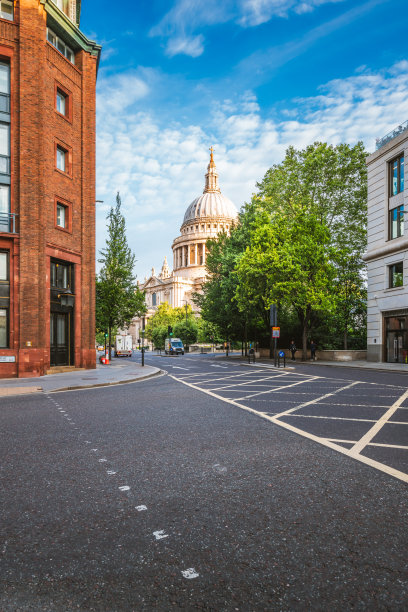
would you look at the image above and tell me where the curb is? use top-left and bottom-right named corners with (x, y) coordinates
top-left (47, 368), bottom-right (166, 393)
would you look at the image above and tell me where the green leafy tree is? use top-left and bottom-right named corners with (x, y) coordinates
top-left (151, 325), bottom-right (168, 351)
top-left (173, 319), bottom-right (198, 347)
top-left (145, 302), bottom-right (193, 341)
top-left (96, 193), bottom-right (146, 358)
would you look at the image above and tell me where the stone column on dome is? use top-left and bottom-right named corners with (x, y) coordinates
top-left (195, 244), bottom-right (198, 265)
top-left (202, 243), bottom-right (206, 265)
top-left (187, 245), bottom-right (190, 266)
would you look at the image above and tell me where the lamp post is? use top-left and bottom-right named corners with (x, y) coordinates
top-left (141, 317), bottom-right (145, 367)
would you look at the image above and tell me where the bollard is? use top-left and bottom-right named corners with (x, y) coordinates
top-left (248, 348), bottom-right (255, 364)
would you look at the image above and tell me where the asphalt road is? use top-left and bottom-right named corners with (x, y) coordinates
top-left (1, 353), bottom-right (407, 611)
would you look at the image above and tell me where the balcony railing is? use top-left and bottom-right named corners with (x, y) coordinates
top-left (0, 212), bottom-right (18, 233)
top-left (376, 119), bottom-right (408, 150)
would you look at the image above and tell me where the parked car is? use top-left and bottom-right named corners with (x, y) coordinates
top-left (97, 345), bottom-right (104, 351)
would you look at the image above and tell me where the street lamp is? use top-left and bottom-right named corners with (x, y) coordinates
top-left (58, 288), bottom-right (75, 308)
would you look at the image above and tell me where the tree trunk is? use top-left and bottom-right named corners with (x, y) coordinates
top-left (108, 326), bottom-right (112, 361)
top-left (302, 323), bottom-right (308, 361)
top-left (344, 328), bottom-right (348, 350)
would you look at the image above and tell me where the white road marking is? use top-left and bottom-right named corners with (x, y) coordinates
top-left (171, 374), bottom-right (408, 484)
top-left (107, 470), bottom-right (116, 475)
top-left (135, 505), bottom-right (147, 511)
top-left (210, 364), bottom-right (228, 368)
top-left (98, 458), bottom-right (108, 463)
top-left (271, 381), bottom-right (361, 419)
top-left (181, 568), bottom-right (199, 579)
top-left (119, 486), bottom-right (130, 492)
top-left (91, 448), bottom-right (98, 452)
top-left (349, 388), bottom-right (408, 456)
top-left (239, 377), bottom-right (320, 400)
top-left (153, 530), bottom-right (168, 540)
top-left (172, 366), bottom-right (190, 370)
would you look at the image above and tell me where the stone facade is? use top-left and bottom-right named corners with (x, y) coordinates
top-left (364, 123), bottom-right (408, 363)
top-left (0, 0), bottom-right (100, 377)
top-left (128, 151), bottom-right (238, 346)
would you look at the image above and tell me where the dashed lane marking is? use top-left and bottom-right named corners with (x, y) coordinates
top-left (153, 530), bottom-right (169, 540)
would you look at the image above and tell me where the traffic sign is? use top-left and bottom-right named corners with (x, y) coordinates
top-left (272, 327), bottom-right (280, 338)
top-left (278, 350), bottom-right (285, 358)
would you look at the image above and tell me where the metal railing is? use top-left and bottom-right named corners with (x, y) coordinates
top-left (0, 212), bottom-right (18, 233)
top-left (376, 119), bottom-right (408, 150)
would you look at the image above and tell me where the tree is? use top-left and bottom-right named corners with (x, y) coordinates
top-left (145, 302), bottom-right (194, 342)
top-left (173, 319), bottom-right (198, 348)
top-left (150, 325), bottom-right (168, 351)
top-left (96, 193), bottom-right (146, 358)
top-left (235, 142), bottom-right (368, 356)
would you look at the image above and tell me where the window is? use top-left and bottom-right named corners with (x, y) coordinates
top-left (0, 0), bottom-right (13, 21)
top-left (47, 28), bottom-right (75, 64)
top-left (56, 203), bottom-right (67, 228)
top-left (0, 184), bottom-right (9, 231)
top-left (56, 89), bottom-right (66, 115)
top-left (0, 308), bottom-right (7, 347)
top-left (53, 0), bottom-right (70, 17)
top-left (389, 262), bottom-right (403, 288)
top-left (51, 261), bottom-right (72, 289)
top-left (0, 251), bottom-right (9, 348)
top-left (0, 122), bottom-right (10, 175)
top-left (0, 250), bottom-right (7, 280)
top-left (152, 293), bottom-right (156, 306)
top-left (56, 146), bottom-right (65, 171)
top-left (390, 154), bottom-right (404, 196)
top-left (389, 205), bottom-right (404, 240)
top-left (0, 62), bottom-right (10, 113)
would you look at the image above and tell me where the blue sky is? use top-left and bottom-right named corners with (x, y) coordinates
top-left (80, 0), bottom-right (408, 278)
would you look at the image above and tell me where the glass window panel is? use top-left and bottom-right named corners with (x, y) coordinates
top-left (56, 146), bottom-right (65, 171)
top-left (56, 90), bottom-right (66, 115)
top-left (392, 160), bottom-right (398, 196)
top-left (0, 62), bottom-right (9, 95)
top-left (57, 39), bottom-right (65, 55)
top-left (400, 157), bottom-right (404, 192)
top-left (47, 28), bottom-right (56, 45)
top-left (0, 1), bottom-right (13, 21)
top-left (0, 184), bottom-right (9, 223)
top-left (399, 207), bottom-right (404, 237)
top-left (57, 204), bottom-right (66, 227)
top-left (57, 315), bottom-right (66, 345)
top-left (51, 263), bottom-right (56, 287)
top-left (50, 314), bottom-right (55, 345)
top-left (390, 262), bottom-right (403, 288)
top-left (0, 123), bottom-right (9, 157)
top-left (0, 252), bottom-right (7, 280)
top-left (0, 308), bottom-right (7, 348)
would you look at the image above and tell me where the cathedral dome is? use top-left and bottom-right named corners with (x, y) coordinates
top-left (181, 148), bottom-right (238, 227)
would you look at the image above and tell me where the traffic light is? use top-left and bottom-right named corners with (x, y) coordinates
top-left (104, 330), bottom-right (108, 338)
top-left (168, 325), bottom-right (173, 337)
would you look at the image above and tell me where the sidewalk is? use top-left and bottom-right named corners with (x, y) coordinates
top-left (249, 358), bottom-right (408, 374)
top-left (0, 359), bottom-right (162, 397)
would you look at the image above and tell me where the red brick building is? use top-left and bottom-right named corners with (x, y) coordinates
top-left (0, 0), bottom-right (101, 377)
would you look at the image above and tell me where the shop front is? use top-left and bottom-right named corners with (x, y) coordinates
top-left (384, 310), bottom-right (408, 363)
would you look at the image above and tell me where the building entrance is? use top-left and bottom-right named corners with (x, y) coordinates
top-left (385, 315), bottom-right (408, 363)
top-left (50, 312), bottom-right (70, 366)
top-left (50, 259), bottom-right (74, 367)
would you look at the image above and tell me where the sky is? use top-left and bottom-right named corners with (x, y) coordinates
top-left (80, 0), bottom-right (408, 280)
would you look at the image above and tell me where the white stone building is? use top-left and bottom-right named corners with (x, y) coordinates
top-left (364, 122), bottom-right (407, 363)
top-left (128, 150), bottom-right (239, 346)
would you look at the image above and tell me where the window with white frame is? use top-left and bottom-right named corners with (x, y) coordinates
top-left (0, 0), bottom-right (13, 21)
top-left (389, 204), bottom-right (404, 240)
top-left (390, 154), bottom-right (404, 196)
top-left (56, 202), bottom-right (67, 228)
top-left (47, 28), bottom-right (75, 64)
top-left (56, 145), bottom-right (66, 172)
top-left (389, 262), bottom-right (403, 288)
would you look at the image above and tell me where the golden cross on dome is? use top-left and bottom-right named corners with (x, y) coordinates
top-left (209, 146), bottom-right (214, 161)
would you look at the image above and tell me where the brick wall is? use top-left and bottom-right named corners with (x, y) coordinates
top-left (0, 0), bottom-right (98, 377)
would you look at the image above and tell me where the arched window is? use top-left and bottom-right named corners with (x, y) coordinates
top-left (152, 293), bottom-right (157, 306)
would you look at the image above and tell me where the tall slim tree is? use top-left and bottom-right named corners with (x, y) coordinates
top-left (96, 193), bottom-right (146, 358)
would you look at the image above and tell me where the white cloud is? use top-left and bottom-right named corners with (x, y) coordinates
top-left (96, 62), bottom-right (408, 277)
top-left (239, 0), bottom-right (346, 25)
top-left (166, 34), bottom-right (205, 58)
top-left (150, 0), bottom-right (348, 57)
